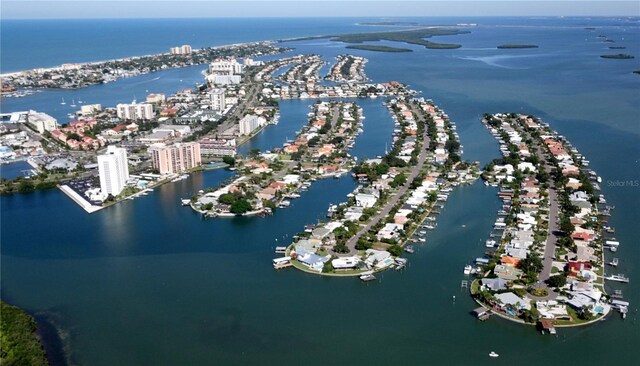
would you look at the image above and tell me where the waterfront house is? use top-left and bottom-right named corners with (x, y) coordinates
top-left (355, 193), bottom-right (377, 208)
top-left (494, 264), bottom-right (523, 281)
top-left (536, 301), bottom-right (570, 321)
top-left (311, 227), bottom-right (331, 240)
top-left (500, 256), bottom-right (521, 267)
top-left (294, 248), bottom-right (329, 272)
top-left (364, 249), bottom-right (393, 270)
top-left (495, 292), bottom-right (531, 311)
top-left (376, 223), bottom-right (403, 241)
top-left (481, 278), bottom-right (509, 291)
top-left (331, 256), bottom-right (361, 270)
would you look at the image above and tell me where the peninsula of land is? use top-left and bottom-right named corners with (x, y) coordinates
top-left (346, 45), bottom-right (413, 53)
top-left (282, 27), bottom-right (469, 49)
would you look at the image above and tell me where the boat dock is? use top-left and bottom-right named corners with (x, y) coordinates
top-left (604, 274), bottom-right (629, 283)
top-left (273, 257), bottom-right (292, 269)
top-left (275, 246), bottom-right (288, 254)
top-left (473, 307), bottom-right (492, 321)
top-left (360, 273), bottom-right (376, 282)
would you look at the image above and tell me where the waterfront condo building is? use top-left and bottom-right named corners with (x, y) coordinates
top-left (117, 102), bottom-right (155, 121)
top-left (199, 136), bottom-right (236, 156)
top-left (98, 145), bottom-right (130, 197)
top-left (146, 93), bottom-right (166, 104)
top-left (169, 45), bottom-right (192, 55)
top-left (27, 111), bottom-right (58, 133)
top-left (150, 142), bottom-right (202, 174)
top-left (208, 59), bottom-right (244, 76)
top-left (210, 88), bottom-right (226, 112)
top-left (239, 114), bottom-right (265, 136)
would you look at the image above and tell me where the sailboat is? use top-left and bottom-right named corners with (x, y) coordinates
top-left (60, 97), bottom-right (66, 105)
top-left (70, 99), bottom-right (77, 107)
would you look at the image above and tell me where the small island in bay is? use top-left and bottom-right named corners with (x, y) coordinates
top-left (346, 45), bottom-right (413, 53)
top-left (633, 70), bottom-right (640, 75)
top-left (285, 28), bottom-right (468, 50)
top-left (332, 28), bottom-right (467, 49)
top-left (497, 44), bottom-right (539, 49)
top-left (600, 54), bottom-right (635, 59)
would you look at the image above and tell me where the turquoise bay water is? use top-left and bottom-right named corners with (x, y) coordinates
top-left (1, 17), bottom-right (639, 365)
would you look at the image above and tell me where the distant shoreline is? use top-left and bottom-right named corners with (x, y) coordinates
top-left (346, 45), bottom-right (413, 53)
top-left (497, 44), bottom-right (539, 49)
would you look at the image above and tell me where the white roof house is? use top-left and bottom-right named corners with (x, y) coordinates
top-left (495, 292), bottom-right (531, 310)
top-left (517, 162), bottom-right (537, 173)
top-left (331, 256), bottom-right (361, 269)
top-left (355, 193), bottom-right (377, 208)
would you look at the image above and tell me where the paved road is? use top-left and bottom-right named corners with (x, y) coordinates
top-left (340, 106), bottom-right (430, 256)
top-left (526, 133), bottom-right (559, 301)
top-left (216, 73), bottom-right (262, 135)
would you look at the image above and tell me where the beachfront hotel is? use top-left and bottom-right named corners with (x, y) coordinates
top-left (98, 146), bottom-right (130, 196)
top-left (150, 142), bottom-right (202, 174)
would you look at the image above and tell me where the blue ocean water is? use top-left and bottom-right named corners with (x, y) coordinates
top-left (1, 17), bottom-right (639, 366)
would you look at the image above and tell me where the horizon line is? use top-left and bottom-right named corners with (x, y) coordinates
top-left (4, 15), bottom-right (640, 20)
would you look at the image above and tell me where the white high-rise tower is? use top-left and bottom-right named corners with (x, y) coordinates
top-left (98, 146), bottom-right (130, 197)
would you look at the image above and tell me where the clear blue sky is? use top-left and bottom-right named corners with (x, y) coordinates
top-left (2, 1), bottom-right (639, 19)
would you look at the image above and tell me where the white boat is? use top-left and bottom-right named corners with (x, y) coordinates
top-left (417, 238), bottom-right (426, 243)
top-left (489, 352), bottom-right (499, 358)
top-left (70, 99), bottom-right (76, 107)
top-left (181, 199), bottom-right (191, 206)
top-left (485, 240), bottom-right (496, 248)
top-left (60, 97), bottom-right (66, 105)
top-left (463, 265), bottom-right (472, 275)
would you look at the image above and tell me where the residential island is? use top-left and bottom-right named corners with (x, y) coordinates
top-left (274, 98), bottom-right (479, 277)
top-left (467, 113), bottom-right (627, 331)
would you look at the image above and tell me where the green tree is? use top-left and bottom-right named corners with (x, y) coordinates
top-left (390, 173), bottom-right (407, 188)
top-left (218, 193), bottom-right (236, 205)
top-left (546, 274), bottom-right (567, 288)
top-left (230, 199), bottom-right (252, 214)
top-left (387, 244), bottom-right (402, 256)
top-left (355, 238), bottom-right (373, 250)
top-left (375, 163), bottom-right (390, 176)
top-left (222, 156), bottom-right (236, 166)
top-left (517, 253), bottom-right (543, 275)
top-left (333, 243), bottom-right (349, 254)
top-left (322, 260), bottom-right (334, 273)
